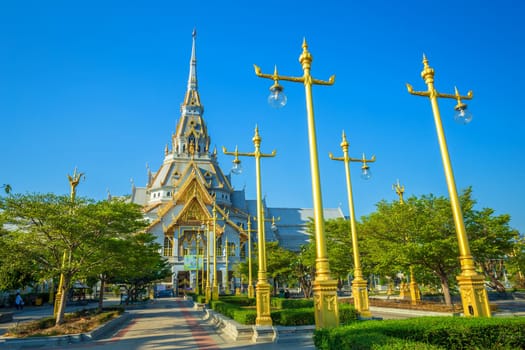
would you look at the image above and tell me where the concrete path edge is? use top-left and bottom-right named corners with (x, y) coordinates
top-left (0, 311), bottom-right (132, 348)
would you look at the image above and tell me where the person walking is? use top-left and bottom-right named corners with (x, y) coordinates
top-left (15, 292), bottom-right (24, 310)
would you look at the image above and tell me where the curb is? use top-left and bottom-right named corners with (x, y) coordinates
top-left (370, 306), bottom-right (457, 317)
top-left (0, 311), bottom-right (132, 349)
top-left (202, 306), bottom-right (314, 344)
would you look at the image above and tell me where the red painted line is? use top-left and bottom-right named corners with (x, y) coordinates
top-left (110, 319), bottom-right (136, 341)
top-left (178, 301), bottom-right (220, 350)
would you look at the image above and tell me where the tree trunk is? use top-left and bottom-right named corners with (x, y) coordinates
top-left (98, 276), bottom-right (105, 312)
top-left (299, 277), bottom-right (312, 298)
top-left (439, 274), bottom-right (452, 306)
top-left (55, 278), bottom-right (70, 325)
top-left (481, 264), bottom-right (506, 293)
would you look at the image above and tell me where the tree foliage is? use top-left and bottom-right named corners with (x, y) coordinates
top-left (359, 187), bottom-right (519, 304)
top-left (0, 193), bottom-right (157, 324)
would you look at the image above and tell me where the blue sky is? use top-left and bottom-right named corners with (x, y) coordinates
top-left (1, 1), bottom-right (524, 234)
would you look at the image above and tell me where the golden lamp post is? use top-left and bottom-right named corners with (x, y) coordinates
top-left (407, 55), bottom-right (491, 317)
top-left (205, 221), bottom-right (212, 302)
top-left (254, 39), bottom-right (339, 329)
top-left (200, 224), bottom-right (206, 296)
top-left (246, 216), bottom-right (255, 298)
top-left (211, 204), bottom-right (221, 301)
top-left (195, 231), bottom-right (201, 295)
top-left (223, 125), bottom-right (276, 326)
top-left (224, 237), bottom-right (230, 295)
top-left (54, 168), bottom-right (84, 318)
top-left (393, 180), bottom-right (421, 305)
top-left (329, 131), bottom-right (374, 318)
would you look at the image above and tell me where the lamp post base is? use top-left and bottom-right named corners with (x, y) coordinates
top-left (351, 278), bottom-right (371, 318)
top-left (457, 273), bottom-right (491, 317)
top-left (212, 286), bottom-right (219, 301)
top-left (248, 284), bottom-right (255, 299)
top-left (205, 286), bottom-right (211, 302)
top-left (312, 279), bottom-right (340, 329)
top-left (409, 281), bottom-right (421, 305)
top-left (255, 282), bottom-right (272, 326)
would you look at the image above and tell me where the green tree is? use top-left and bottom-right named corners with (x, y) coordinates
top-left (359, 188), bottom-right (519, 306)
top-left (507, 237), bottom-right (525, 288)
top-left (462, 189), bottom-right (519, 292)
top-left (265, 241), bottom-right (296, 295)
top-left (0, 194), bottom-right (148, 324)
top-left (113, 232), bottom-right (172, 303)
top-left (306, 218), bottom-right (363, 290)
top-left (291, 244), bottom-right (316, 298)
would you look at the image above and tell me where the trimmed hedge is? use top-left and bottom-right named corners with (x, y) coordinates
top-left (218, 296), bottom-right (256, 307)
top-left (209, 296), bottom-right (358, 326)
top-left (314, 316), bottom-right (525, 350)
top-left (210, 299), bottom-right (257, 324)
top-left (195, 295), bottom-right (207, 303)
top-left (270, 298), bottom-right (314, 309)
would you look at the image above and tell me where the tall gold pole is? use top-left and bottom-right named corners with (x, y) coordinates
top-left (254, 39), bottom-right (339, 329)
top-left (205, 222), bottom-right (211, 302)
top-left (393, 180), bottom-right (420, 305)
top-left (407, 55), bottom-right (491, 317)
top-left (223, 126), bottom-right (275, 326)
top-left (224, 237), bottom-right (230, 295)
top-left (247, 216), bottom-right (255, 298)
top-left (212, 204), bottom-right (219, 301)
top-left (196, 232), bottom-right (200, 295)
top-left (201, 235), bottom-right (205, 296)
top-left (55, 168), bottom-right (84, 318)
top-left (329, 131), bottom-right (374, 317)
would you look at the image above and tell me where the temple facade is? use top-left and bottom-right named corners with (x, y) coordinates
top-left (129, 30), bottom-right (344, 294)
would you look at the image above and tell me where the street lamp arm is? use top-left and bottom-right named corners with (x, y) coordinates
top-left (222, 146), bottom-right (255, 158)
top-left (407, 83), bottom-right (473, 101)
top-left (329, 153), bottom-right (376, 164)
top-left (256, 68), bottom-right (335, 86)
top-left (367, 155), bottom-right (377, 163)
top-left (312, 75), bottom-right (336, 86)
top-left (328, 152), bottom-right (344, 161)
top-left (406, 83), bottom-right (430, 97)
top-left (254, 64), bottom-right (305, 83)
top-left (436, 90), bottom-right (473, 101)
top-left (259, 149), bottom-right (277, 158)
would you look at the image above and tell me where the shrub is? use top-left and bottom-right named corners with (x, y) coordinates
top-left (314, 316), bottom-right (525, 350)
top-left (211, 297), bottom-right (358, 327)
top-left (270, 298), bottom-right (314, 309)
top-left (339, 303), bottom-right (359, 325)
top-left (196, 295), bottom-right (207, 303)
top-left (276, 308), bottom-right (315, 326)
top-left (219, 296), bottom-right (256, 306)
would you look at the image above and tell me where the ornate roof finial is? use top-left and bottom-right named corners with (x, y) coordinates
top-left (187, 28), bottom-right (198, 92)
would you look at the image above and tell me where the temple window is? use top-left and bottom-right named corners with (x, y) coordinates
top-left (163, 236), bottom-right (173, 256)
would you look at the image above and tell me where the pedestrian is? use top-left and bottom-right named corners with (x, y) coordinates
top-left (15, 292), bottom-right (24, 310)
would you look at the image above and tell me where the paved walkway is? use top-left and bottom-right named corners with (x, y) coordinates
top-left (0, 298), bottom-right (314, 349)
top-left (1, 296), bottom-right (524, 349)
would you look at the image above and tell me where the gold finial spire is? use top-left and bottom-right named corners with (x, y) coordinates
top-left (421, 54), bottom-right (435, 84)
top-left (253, 124), bottom-right (261, 144)
top-left (299, 37), bottom-right (312, 68)
top-left (393, 179), bottom-right (405, 204)
top-left (67, 167), bottom-right (84, 201)
top-left (340, 130), bottom-right (348, 148)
